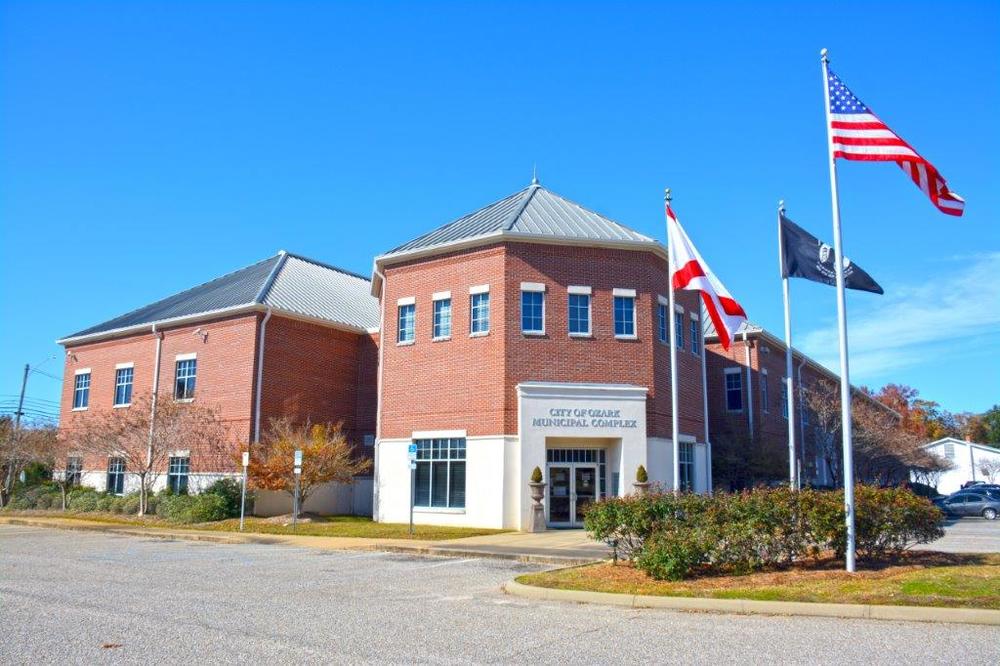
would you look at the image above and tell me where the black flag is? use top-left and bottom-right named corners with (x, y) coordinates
top-left (780, 214), bottom-right (883, 294)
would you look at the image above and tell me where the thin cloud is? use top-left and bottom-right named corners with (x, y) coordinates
top-left (799, 252), bottom-right (1000, 380)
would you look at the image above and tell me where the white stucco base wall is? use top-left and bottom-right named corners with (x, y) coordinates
top-left (78, 471), bottom-right (239, 495)
top-left (644, 437), bottom-right (709, 494)
top-left (375, 435), bottom-right (517, 529)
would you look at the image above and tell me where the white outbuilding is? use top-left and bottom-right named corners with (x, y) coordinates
top-left (916, 437), bottom-right (1000, 495)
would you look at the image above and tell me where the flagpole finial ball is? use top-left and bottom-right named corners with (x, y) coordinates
top-left (778, 199), bottom-right (785, 210)
top-left (664, 188), bottom-right (671, 202)
top-left (820, 48), bottom-right (829, 61)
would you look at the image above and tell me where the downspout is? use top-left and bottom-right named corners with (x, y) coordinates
top-left (373, 267), bottom-right (387, 521)
top-left (253, 307), bottom-right (272, 444)
top-left (145, 323), bottom-right (163, 513)
top-left (743, 330), bottom-right (753, 442)
top-left (796, 356), bottom-right (807, 488)
top-left (700, 319), bottom-right (711, 494)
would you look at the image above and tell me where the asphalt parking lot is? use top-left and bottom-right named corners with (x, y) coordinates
top-left (2, 526), bottom-right (998, 664)
top-left (914, 517), bottom-right (1000, 553)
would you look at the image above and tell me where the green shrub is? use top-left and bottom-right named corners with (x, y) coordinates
top-left (120, 494), bottom-right (142, 515)
top-left (585, 485), bottom-right (944, 580)
top-left (636, 465), bottom-right (648, 483)
top-left (908, 482), bottom-right (939, 499)
top-left (202, 478), bottom-right (244, 518)
top-left (68, 489), bottom-right (101, 512)
top-left (158, 493), bottom-right (229, 524)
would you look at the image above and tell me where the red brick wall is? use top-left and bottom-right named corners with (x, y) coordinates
top-left (60, 314), bottom-right (260, 474)
top-left (379, 241), bottom-right (705, 440)
top-left (258, 315), bottom-right (375, 445)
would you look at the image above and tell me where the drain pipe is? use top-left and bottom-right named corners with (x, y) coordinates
top-left (796, 356), bottom-right (807, 487)
top-left (253, 308), bottom-right (272, 444)
top-left (373, 267), bottom-right (387, 522)
top-left (144, 323), bottom-right (163, 513)
top-left (743, 330), bottom-right (753, 442)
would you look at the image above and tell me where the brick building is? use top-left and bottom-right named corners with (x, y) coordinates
top-left (57, 252), bottom-right (379, 503)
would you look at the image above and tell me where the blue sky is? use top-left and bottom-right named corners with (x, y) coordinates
top-left (1, 1), bottom-right (997, 425)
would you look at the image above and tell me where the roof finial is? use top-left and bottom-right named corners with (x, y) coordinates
top-left (531, 164), bottom-right (539, 186)
top-left (664, 188), bottom-right (671, 203)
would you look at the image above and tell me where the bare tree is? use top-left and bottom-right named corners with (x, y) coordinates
top-left (803, 380), bottom-right (843, 486)
top-left (1, 418), bottom-right (59, 508)
top-left (980, 459), bottom-right (1000, 484)
top-left (66, 393), bottom-right (230, 515)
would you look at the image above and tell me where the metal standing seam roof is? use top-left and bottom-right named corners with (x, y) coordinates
top-left (384, 182), bottom-right (660, 256)
top-left (60, 252), bottom-right (379, 342)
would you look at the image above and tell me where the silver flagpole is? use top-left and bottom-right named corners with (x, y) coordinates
top-left (666, 188), bottom-right (681, 493)
top-left (701, 313), bottom-right (712, 495)
top-left (821, 48), bottom-right (856, 573)
top-left (778, 200), bottom-right (797, 490)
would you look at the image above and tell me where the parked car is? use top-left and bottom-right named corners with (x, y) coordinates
top-left (934, 491), bottom-right (1000, 520)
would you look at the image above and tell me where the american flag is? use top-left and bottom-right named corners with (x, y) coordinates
top-left (827, 69), bottom-right (964, 217)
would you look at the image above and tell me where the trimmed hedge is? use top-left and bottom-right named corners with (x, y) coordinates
top-left (157, 493), bottom-right (229, 524)
top-left (584, 486), bottom-right (944, 580)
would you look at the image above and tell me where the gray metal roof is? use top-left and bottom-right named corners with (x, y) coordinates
top-left (384, 182), bottom-right (660, 256)
top-left (61, 252), bottom-right (378, 341)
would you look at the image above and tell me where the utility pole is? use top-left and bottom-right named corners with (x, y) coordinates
top-left (2, 364), bottom-right (30, 508)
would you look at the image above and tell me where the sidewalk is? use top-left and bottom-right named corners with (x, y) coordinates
top-left (0, 516), bottom-right (609, 565)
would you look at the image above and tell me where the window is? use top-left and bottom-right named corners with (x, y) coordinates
top-left (114, 366), bottom-right (133, 406)
top-left (724, 368), bottom-right (743, 412)
top-left (167, 456), bottom-right (190, 494)
top-left (106, 457), bottom-right (125, 495)
top-left (174, 359), bottom-right (197, 400)
top-left (761, 370), bottom-right (769, 414)
top-left (657, 303), bottom-right (668, 343)
top-left (679, 442), bottom-right (694, 492)
top-left (397, 302), bottom-right (415, 343)
top-left (781, 377), bottom-right (789, 419)
top-left (568, 291), bottom-right (591, 336)
top-left (72, 371), bottom-right (90, 409)
top-left (943, 441), bottom-right (955, 460)
top-left (432, 297), bottom-right (451, 339)
top-left (65, 456), bottom-right (83, 487)
top-left (690, 318), bottom-right (701, 355)
top-left (613, 291), bottom-right (636, 338)
top-left (674, 311), bottom-right (685, 349)
top-left (520, 286), bottom-right (545, 334)
top-left (413, 438), bottom-right (466, 509)
top-left (470, 290), bottom-right (490, 335)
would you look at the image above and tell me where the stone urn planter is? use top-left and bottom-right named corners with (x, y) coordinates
top-left (527, 467), bottom-right (547, 533)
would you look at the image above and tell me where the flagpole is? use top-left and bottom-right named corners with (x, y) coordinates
top-left (821, 48), bottom-right (856, 573)
top-left (665, 188), bottom-right (681, 494)
top-left (778, 200), bottom-right (797, 490)
top-left (701, 316), bottom-right (712, 495)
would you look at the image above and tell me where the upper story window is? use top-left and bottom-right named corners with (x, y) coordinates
top-left (432, 293), bottom-right (451, 340)
top-left (114, 364), bottom-right (134, 406)
top-left (397, 298), bottom-right (416, 344)
top-left (470, 286), bottom-right (490, 335)
top-left (613, 289), bottom-right (636, 338)
top-left (657, 301), bottom-right (668, 344)
top-left (943, 441), bottom-right (955, 459)
top-left (674, 311), bottom-right (685, 349)
top-left (781, 377), bottom-right (789, 419)
top-left (174, 357), bottom-right (197, 400)
top-left (679, 441), bottom-right (694, 492)
top-left (724, 368), bottom-right (743, 412)
top-left (72, 370), bottom-right (91, 410)
top-left (520, 283), bottom-right (545, 335)
top-left (761, 369), bottom-right (769, 414)
top-left (568, 287), bottom-right (592, 337)
top-left (690, 316), bottom-right (701, 356)
top-left (167, 455), bottom-right (190, 494)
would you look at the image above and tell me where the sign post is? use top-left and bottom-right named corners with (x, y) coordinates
top-left (239, 451), bottom-right (249, 531)
top-left (292, 449), bottom-right (302, 530)
top-left (407, 443), bottom-right (417, 536)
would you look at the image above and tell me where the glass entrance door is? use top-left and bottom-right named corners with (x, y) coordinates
top-left (574, 466), bottom-right (597, 524)
top-left (546, 463), bottom-right (598, 527)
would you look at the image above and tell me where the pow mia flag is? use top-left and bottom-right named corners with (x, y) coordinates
top-left (780, 214), bottom-right (883, 294)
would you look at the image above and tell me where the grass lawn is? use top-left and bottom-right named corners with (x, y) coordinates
top-left (2, 510), bottom-right (506, 541)
top-left (517, 552), bottom-right (1000, 610)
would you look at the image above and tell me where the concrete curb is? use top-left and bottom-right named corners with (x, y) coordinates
top-left (502, 580), bottom-right (1000, 626)
top-left (378, 544), bottom-right (601, 567)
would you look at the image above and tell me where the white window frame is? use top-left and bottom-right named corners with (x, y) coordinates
top-left (724, 367), bottom-right (743, 413)
top-left (174, 357), bottom-right (197, 401)
top-left (656, 295), bottom-right (669, 344)
top-left (674, 310), bottom-right (685, 349)
top-left (412, 437), bottom-right (467, 511)
top-left (679, 441), bottom-right (694, 492)
top-left (72, 369), bottom-right (91, 411)
top-left (568, 287), bottom-right (592, 337)
top-left (113, 365), bottom-right (134, 407)
top-left (469, 286), bottom-right (490, 336)
top-left (397, 299), bottom-right (416, 345)
top-left (167, 455), bottom-right (190, 494)
top-left (431, 293), bottom-right (452, 341)
top-left (106, 456), bottom-right (126, 495)
top-left (689, 313), bottom-right (701, 356)
top-left (612, 288), bottom-right (637, 339)
top-left (520, 283), bottom-right (546, 336)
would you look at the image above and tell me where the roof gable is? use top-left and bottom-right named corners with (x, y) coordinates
top-left (383, 182), bottom-right (659, 258)
top-left (60, 252), bottom-right (379, 342)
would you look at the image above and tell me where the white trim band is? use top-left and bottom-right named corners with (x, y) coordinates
top-left (114, 362), bottom-right (134, 370)
top-left (469, 284), bottom-right (490, 295)
top-left (175, 353), bottom-right (197, 361)
top-left (397, 296), bottom-right (416, 306)
top-left (520, 282), bottom-right (546, 292)
top-left (411, 429), bottom-right (468, 440)
top-left (431, 291), bottom-right (451, 301)
top-left (74, 368), bottom-right (92, 375)
top-left (567, 285), bottom-right (592, 295)
top-left (612, 288), bottom-right (636, 297)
